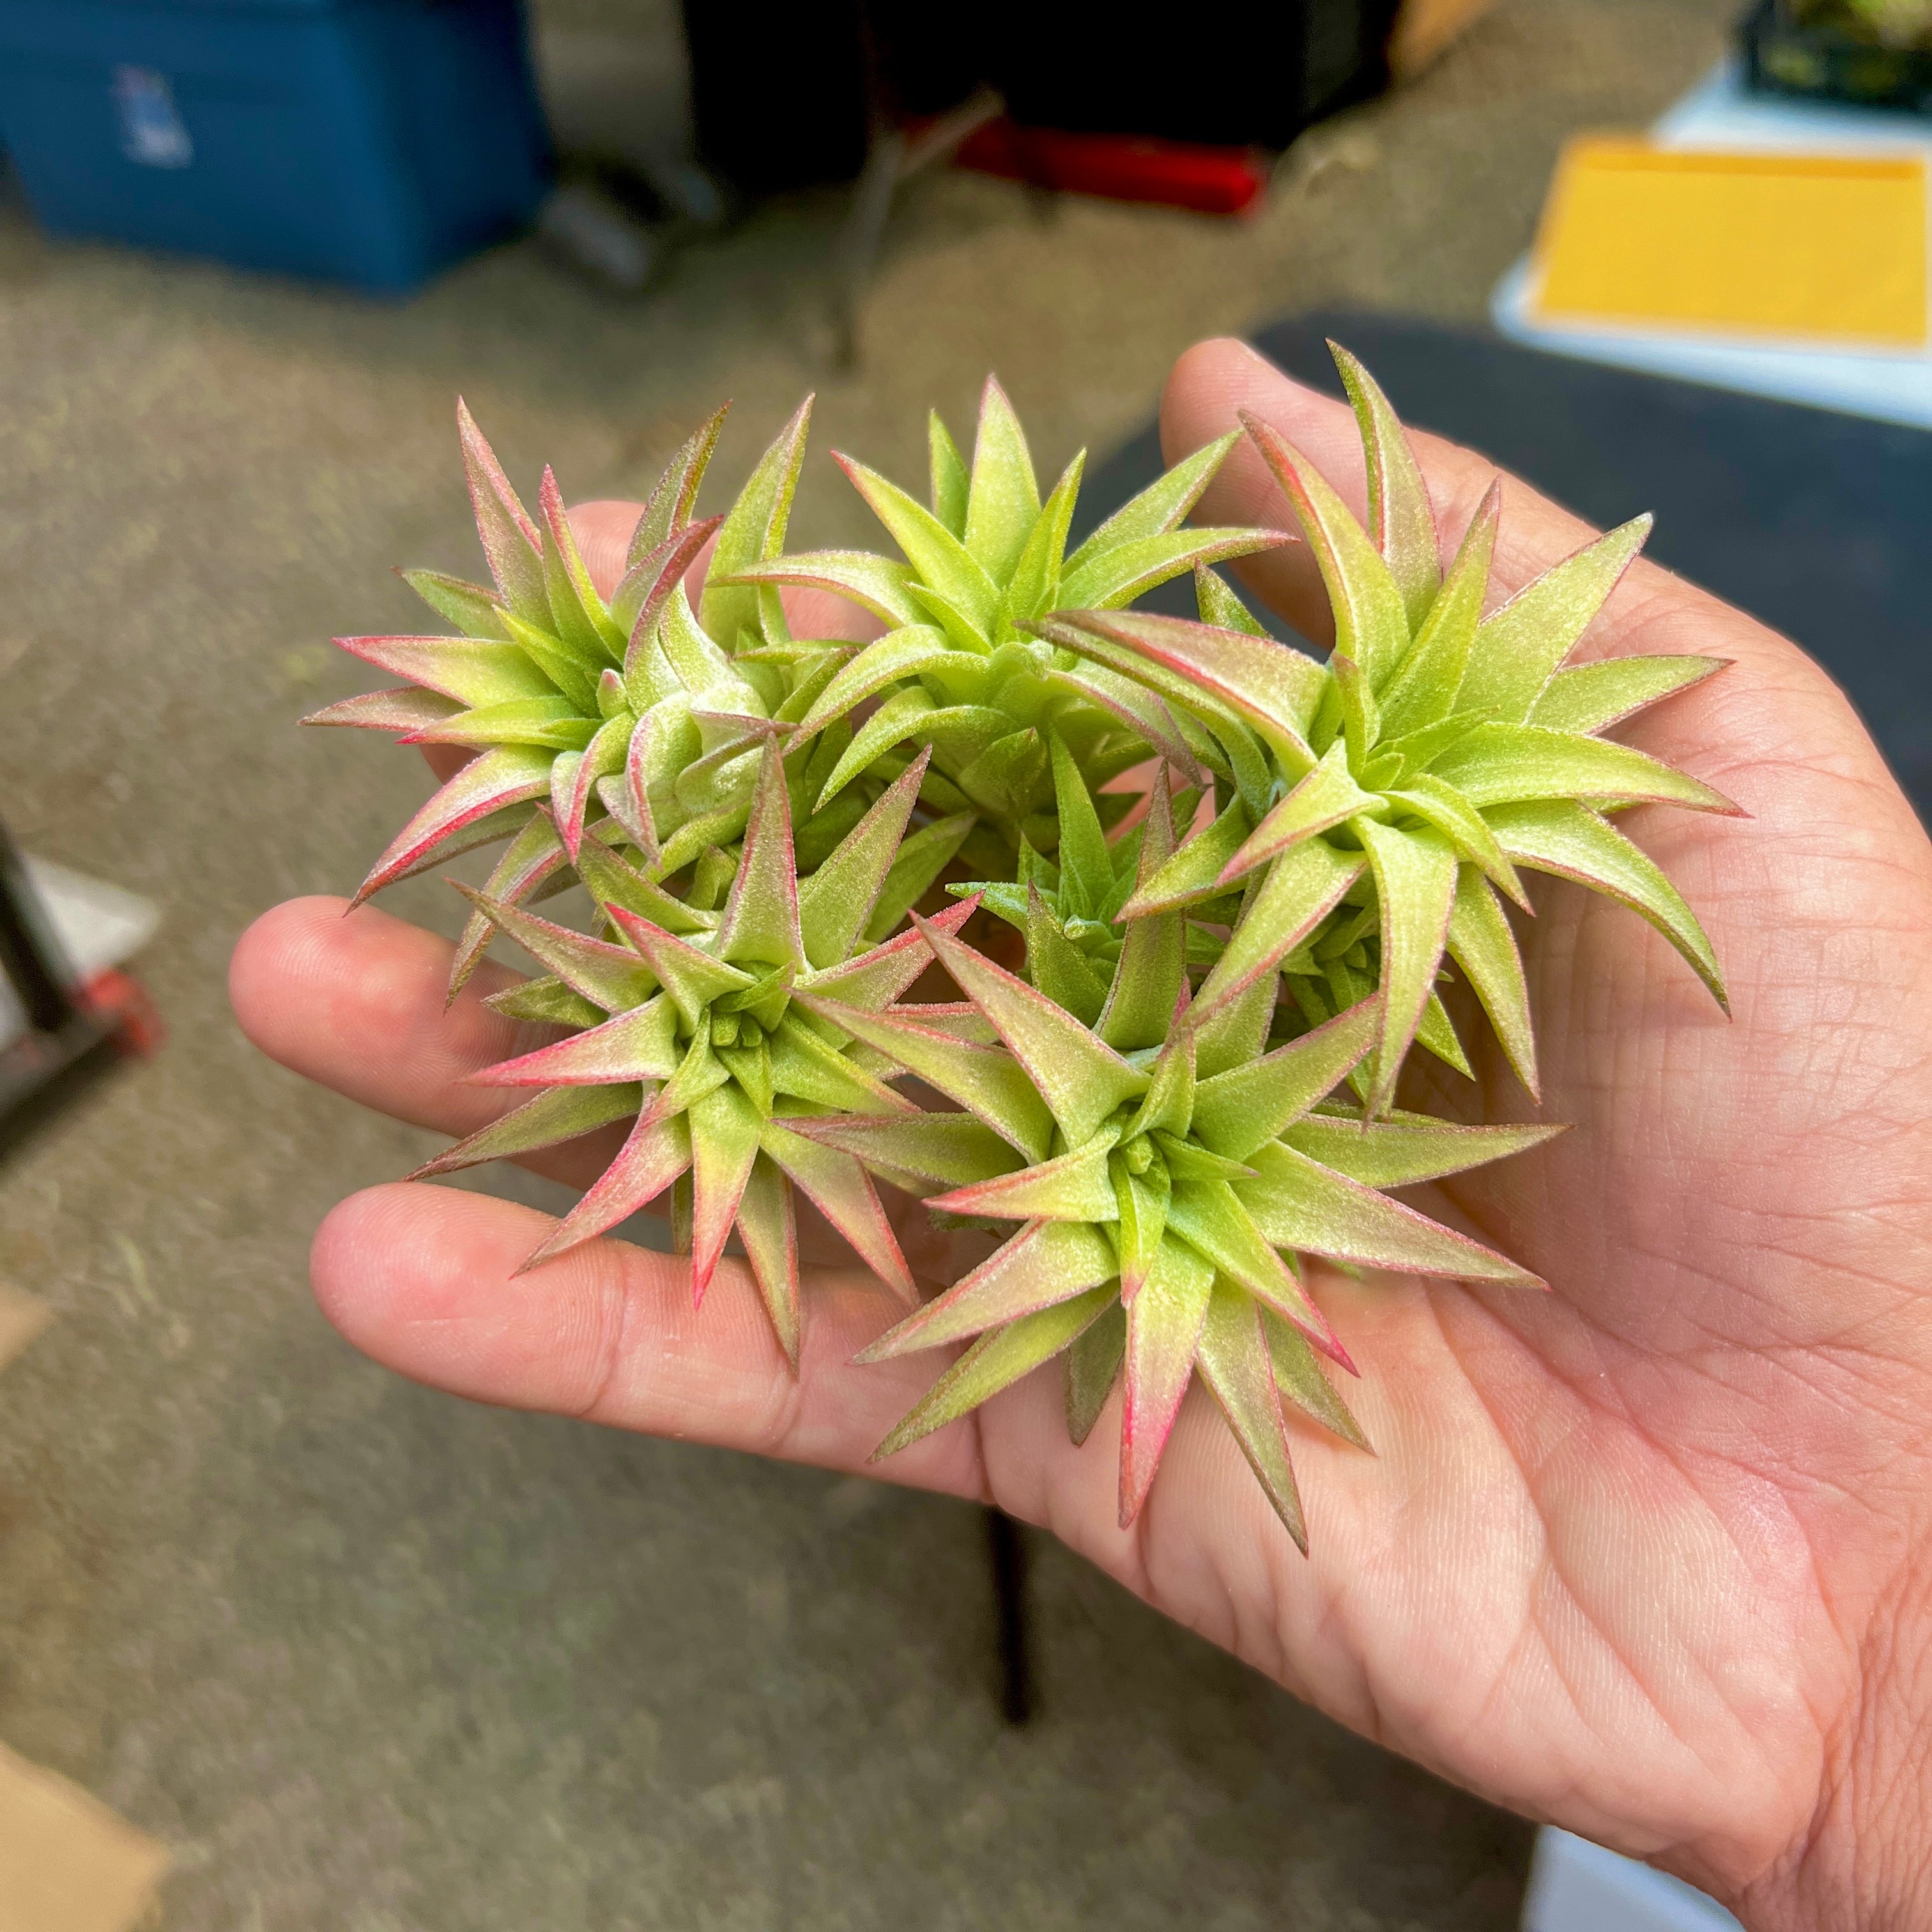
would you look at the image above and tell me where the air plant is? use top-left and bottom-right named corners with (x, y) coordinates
top-left (308, 346), bottom-right (1729, 1543)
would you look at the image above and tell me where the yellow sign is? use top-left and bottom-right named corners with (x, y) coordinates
top-left (1532, 138), bottom-right (1929, 349)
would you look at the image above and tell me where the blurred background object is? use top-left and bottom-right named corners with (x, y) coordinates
top-left (0, 822), bottom-right (161, 1168)
top-left (1743, 0), bottom-right (1932, 111)
top-left (0, 0), bottom-right (553, 293)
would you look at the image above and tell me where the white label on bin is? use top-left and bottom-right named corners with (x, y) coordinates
top-left (114, 67), bottom-right (193, 171)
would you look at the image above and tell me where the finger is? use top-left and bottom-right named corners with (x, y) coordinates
top-left (567, 501), bottom-right (884, 644)
top-left (230, 895), bottom-right (625, 1190)
top-left (312, 1180), bottom-right (990, 1496)
top-left (568, 499), bottom-right (643, 599)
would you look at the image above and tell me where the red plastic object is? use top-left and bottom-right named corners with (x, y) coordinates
top-left (951, 118), bottom-right (1271, 216)
top-left (82, 969), bottom-right (165, 1059)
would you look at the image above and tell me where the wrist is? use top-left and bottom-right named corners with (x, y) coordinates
top-left (1736, 1564), bottom-right (1932, 1932)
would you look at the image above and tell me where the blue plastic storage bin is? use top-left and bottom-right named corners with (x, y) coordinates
top-left (0, 0), bottom-right (552, 293)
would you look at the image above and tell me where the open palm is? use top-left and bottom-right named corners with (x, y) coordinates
top-left (231, 339), bottom-right (1932, 1931)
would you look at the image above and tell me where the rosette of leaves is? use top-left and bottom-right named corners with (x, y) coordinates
top-left (1032, 344), bottom-right (1736, 1114)
top-left (721, 377), bottom-right (1285, 869)
top-left (788, 782), bottom-right (1558, 1540)
top-left (406, 744), bottom-right (967, 1364)
top-left (944, 737), bottom-right (1223, 1023)
top-left (307, 398), bottom-right (875, 995)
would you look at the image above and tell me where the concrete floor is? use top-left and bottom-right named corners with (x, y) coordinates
top-left (0, 3), bottom-right (1733, 1926)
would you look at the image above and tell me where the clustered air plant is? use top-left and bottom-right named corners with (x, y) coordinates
top-left (307, 348), bottom-right (1733, 1547)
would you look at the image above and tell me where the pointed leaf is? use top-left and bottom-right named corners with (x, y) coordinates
top-left (1123, 795), bottom-right (1254, 917)
top-left (927, 1133), bottom-right (1119, 1223)
top-left (1058, 528), bottom-right (1286, 615)
top-left (456, 399), bottom-right (546, 617)
top-left (861, 1220), bottom-right (1118, 1363)
top-left (731, 551), bottom-right (923, 631)
top-left (1002, 452), bottom-right (1084, 622)
top-left (1193, 838), bottom-right (1365, 1018)
top-left (485, 976), bottom-right (604, 1029)
top-left (802, 897), bottom-right (974, 1014)
top-left (1241, 411), bottom-right (1411, 686)
top-left (400, 567), bottom-right (510, 641)
top-left (797, 751), bottom-right (930, 968)
top-left (793, 997), bottom-right (1055, 1162)
top-left (1064, 1301), bottom-right (1126, 1446)
top-left (1128, 1025), bottom-right (1195, 1140)
top-left (1048, 732), bottom-right (1112, 919)
top-left (1193, 971), bottom-right (1276, 1084)
top-left (1287, 1110), bottom-right (1563, 1187)
top-left (628, 403), bottom-right (728, 560)
top-left (702, 395), bottom-right (813, 647)
top-left (766, 1015), bottom-right (914, 1116)
top-left (914, 913), bottom-right (1148, 1147)
top-left (930, 411), bottom-right (969, 535)
top-left (1354, 818), bottom-right (1458, 1114)
top-left (1262, 1308), bottom-right (1370, 1450)
top-left (1445, 867), bottom-right (1538, 1094)
top-left (710, 742), bottom-right (804, 970)
top-left (1112, 1160), bottom-right (1170, 1302)
top-left (448, 882), bottom-right (657, 1014)
top-left (407, 1082), bottom-right (642, 1180)
top-left (1163, 1183), bottom-right (1340, 1356)
top-left (871, 1284), bottom-right (1117, 1460)
top-left (473, 994), bottom-right (683, 1087)
top-left (1195, 1276), bottom-right (1307, 1548)
top-left (686, 1081), bottom-right (765, 1295)
top-left (1377, 479), bottom-right (1499, 738)
top-left (784, 1112), bottom-right (1021, 1195)
top-left (303, 687), bottom-right (463, 734)
top-left (1427, 723), bottom-right (1740, 816)
top-left (1386, 770), bottom-right (1525, 905)
top-left (1066, 431), bottom-right (1241, 575)
top-left (1119, 1234), bottom-right (1215, 1524)
top-left (1026, 886), bottom-right (1108, 1025)
top-left (795, 626), bottom-right (979, 737)
top-left (1222, 740), bottom-right (1376, 885)
top-left (1331, 342), bottom-right (1439, 634)
top-left (735, 1153), bottom-right (802, 1366)
top-left (760, 1119), bottom-right (915, 1302)
top-left (603, 904), bottom-right (751, 1024)
top-left (964, 375), bottom-right (1041, 582)
top-left (1191, 997), bottom-right (1381, 1160)
top-left (1194, 562), bottom-right (1269, 636)
top-left (1099, 772), bottom-right (1187, 1050)
top-left (1038, 609), bottom-right (1322, 766)
top-left (615, 516), bottom-right (722, 664)
top-left (516, 1112), bottom-right (693, 1272)
top-left (538, 466), bottom-right (623, 659)
top-left (335, 634), bottom-right (558, 707)
top-left (1238, 1140), bottom-right (1542, 1284)
top-left (575, 829), bottom-right (714, 935)
top-left (838, 452), bottom-right (1000, 636)
top-left (1528, 654), bottom-right (1729, 736)
top-left (863, 811), bottom-right (976, 945)
top-left (815, 686), bottom-right (937, 809)
top-left (1457, 516), bottom-right (1653, 722)
top-left (1488, 799), bottom-right (1727, 1008)
top-left (1043, 664), bottom-right (1202, 778)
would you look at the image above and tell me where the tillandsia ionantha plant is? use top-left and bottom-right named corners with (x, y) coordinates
top-left (308, 345), bottom-right (1732, 1546)
top-left (718, 377), bottom-right (1285, 875)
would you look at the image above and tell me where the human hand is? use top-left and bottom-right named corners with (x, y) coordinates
top-left (230, 343), bottom-right (1932, 1931)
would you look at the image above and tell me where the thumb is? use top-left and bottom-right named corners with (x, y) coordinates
top-left (567, 500), bottom-right (645, 601)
